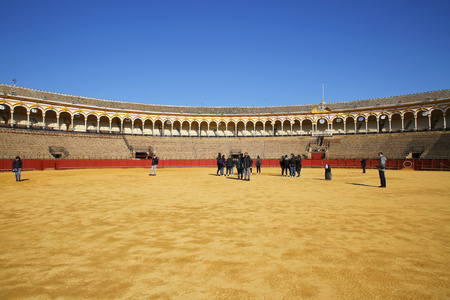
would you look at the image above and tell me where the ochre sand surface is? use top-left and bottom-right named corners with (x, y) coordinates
top-left (0, 167), bottom-right (449, 299)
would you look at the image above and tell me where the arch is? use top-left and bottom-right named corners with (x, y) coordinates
top-left (273, 120), bottom-right (283, 136)
top-left (416, 109), bottom-right (430, 131)
top-left (246, 120), bottom-right (255, 137)
top-left (86, 114), bottom-right (99, 132)
top-left (171, 120), bottom-right (181, 136)
top-left (254, 120), bottom-right (264, 136)
top-left (236, 121), bottom-right (245, 137)
top-left (191, 120), bottom-right (200, 137)
top-left (367, 115), bottom-right (377, 133)
top-left (13, 105), bottom-right (27, 128)
top-left (379, 113), bottom-right (389, 133)
top-left (391, 113), bottom-right (402, 132)
top-left (430, 108), bottom-right (444, 130)
top-left (227, 121), bottom-right (236, 137)
top-left (292, 119), bottom-right (301, 135)
top-left (58, 111), bottom-right (71, 131)
top-left (282, 119), bottom-right (291, 136)
top-left (44, 110), bottom-right (58, 130)
top-left (99, 115), bottom-right (110, 133)
top-left (200, 121), bottom-right (208, 137)
top-left (73, 112), bottom-right (86, 132)
top-left (217, 120), bottom-right (226, 137)
top-left (316, 117), bottom-right (328, 134)
top-left (302, 119), bottom-right (312, 135)
top-left (355, 115), bottom-right (366, 133)
top-left (264, 120), bottom-right (273, 136)
top-left (134, 118), bottom-right (144, 135)
top-left (181, 120), bottom-right (190, 136)
top-left (0, 103), bottom-right (12, 126)
top-left (209, 121), bottom-right (218, 137)
top-left (332, 117), bottom-right (344, 134)
top-left (154, 119), bottom-right (163, 136)
top-left (403, 111), bottom-right (415, 131)
top-left (29, 107), bottom-right (44, 129)
top-left (111, 116), bottom-right (122, 134)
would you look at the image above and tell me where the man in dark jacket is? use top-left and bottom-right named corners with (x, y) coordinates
top-left (236, 153), bottom-right (244, 180)
top-left (243, 152), bottom-right (253, 181)
top-left (12, 156), bottom-right (22, 182)
top-left (226, 155), bottom-right (234, 176)
top-left (283, 155), bottom-right (290, 177)
top-left (149, 154), bottom-right (159, 176)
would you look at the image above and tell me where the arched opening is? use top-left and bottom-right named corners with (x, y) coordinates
top-left (417, 110), bottom-right (429, 131)
top-left (265, 120), bottom-right (273, 136)
top-left (134, 118), bottom-right (143, 135)
top-left (254, 121), bottom-right (263, 136)
top-left (0, 104), bottom-right (11, 126)
top-left (316, 118), bottom-right (328, 134)
top-left (345, 117), bottom-right (355, 134)
top-left (181, 121), bottom-right (189, 136)
top-left (111, 117), bottom-right (122, 134)
top-left (143, 119), bottom-right (153, 135)
top-left (73, 112), bottom-right (85, 132)
top-left (292, 119), bottom-right (301, 135)
top-left (154, 120), bottom-right (163, 136)
top-left (209, 121), bottom-right (218, 137)
top-left (391, 113), bottom-right (402, 132)
top-left (379, 114), bottom-right (389, 132)
top-left (99, 116), bottom-right (110, 133)
top-left (246, 121), bottom-right (255, 136)
top-left (302, 119), bottom-right (312, 135)
top-left (217, 121), bottom-right (226, 137)
top-left (430, 109), bottom-right (444, 130)
top-left (60, 111), bottom-right (72, 131)
top-left (227, 122), bottom-right (236, 137)
top-left (172, 120), bottom-right (181, 136)
top-left (45, 110), bottom-right (58, 130)
top-left (356, 116), bottom-right (365, 133)
top-left (29, 107), bottom-right (44, 129)
top-left (332, 117), bottom-right (344, 134)
top-left (13, 106), bottom-right (27, 127)
top-left (237, 121), bottom-right (245, 137)
top-left (274, 120), bottom-right (282, 136)
top-left (86, 114), bottom-right (98, 132)
top-left (200, 121), bottom-right (208, 137)
top-left (282, 120), bottom-right (291, 136)
top-left (191, 121), bottom-right (199, 137)
top-left (367, 115), bottom-right (377, 133)
top-left (403, 111), bottom-right (415, 131)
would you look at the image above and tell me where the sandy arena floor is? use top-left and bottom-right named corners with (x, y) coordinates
top-left (0, 167), bottom-right (449, 299)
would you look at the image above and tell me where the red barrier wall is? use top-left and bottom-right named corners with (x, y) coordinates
top-left (1, 159), bottom-right (450, 171)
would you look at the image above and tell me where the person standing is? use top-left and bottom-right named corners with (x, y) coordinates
top-left (226, 155), bottom-right (234, 176)
top-left (149, 154), bottom-right (159, 176)
top-left (290, 153), bottom-right (296, 177)
top-left (256, 155), bottom-right (262, 174)
top-left (324, 163), bottom-right (332, 180)
top-left (236, 153), bottom-right (244, 180)
top-left (243, 152), bottom-right (252, 181)
top-left (377, 152), bottom-right (386, 188)
top-left (296, 154), bottom-right (302, 177)
top-left (279, 156), bottom-right (285, 176)
top-left (216, 153), bottom-right (222, 176)
top-left (12, 156), bottom-right (22, 182)
top-left (361, 158), bottom-right (367, 173)
top-left (283, 155), bottom-right (290, 177)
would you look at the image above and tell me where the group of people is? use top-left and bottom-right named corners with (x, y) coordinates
top-left (10, 151), bottom-right (387, 188)
top-left (279, 154), bottom-right (303, 177)
top-left (216, 152), bottom-right (262, 181)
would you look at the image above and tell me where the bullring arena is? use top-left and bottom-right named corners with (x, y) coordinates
top-left (1, 84), bottom-right (449, 299)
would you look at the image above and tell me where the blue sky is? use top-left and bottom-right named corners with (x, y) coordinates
top-left (1, 0), bottom-right (449, 107)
